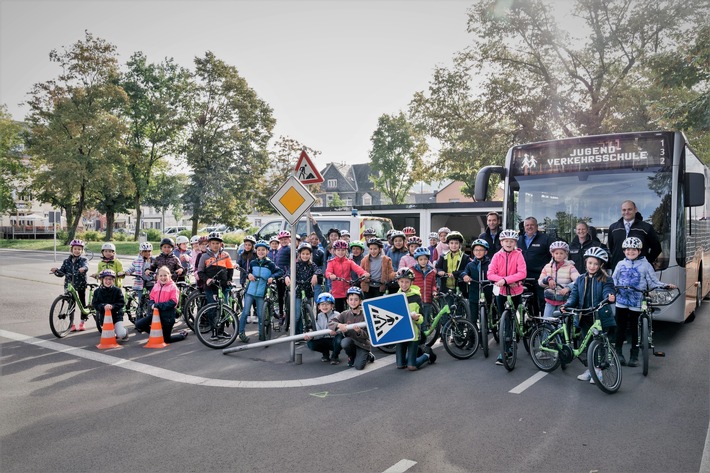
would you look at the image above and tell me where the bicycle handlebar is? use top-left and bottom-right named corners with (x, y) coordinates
top-left (560, 299), bottom-right (611, 316)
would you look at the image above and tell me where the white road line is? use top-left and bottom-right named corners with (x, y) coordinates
top-left (509, 371), bottom-right (548, 394)
top-left (383, 459), bottom-right (417, 473)
top-left (0, 329), bottom-right (394, 389)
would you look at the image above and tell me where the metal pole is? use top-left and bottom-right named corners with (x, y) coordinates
top-left (53, 221), bottom-right (57, 262)
top-left (289, 222), bottom-right (297, 361)
top-left (223, 322), bottom-right (367, 354)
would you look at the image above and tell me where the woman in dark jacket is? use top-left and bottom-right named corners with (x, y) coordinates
top-left (568, 222), bottom-right (605, 271)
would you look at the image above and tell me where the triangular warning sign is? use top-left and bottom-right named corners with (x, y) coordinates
top-left (370, 306), bottom-right (403, 340)
top-left (294, 150), bottom-right (324, 185)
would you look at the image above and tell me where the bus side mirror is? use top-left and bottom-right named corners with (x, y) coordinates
top-left (685, 173), bottom-right (705, 207)
top-left (474, 166), bottom-right (505, 201)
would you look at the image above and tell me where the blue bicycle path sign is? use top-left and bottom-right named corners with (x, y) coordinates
top-left (362, 293), bottom-right (416, 346)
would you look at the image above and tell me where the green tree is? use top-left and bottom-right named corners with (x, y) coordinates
top-left (25, 31), bottom-right (128, 243)
top-left (368, 112), bottom-right (428, 205)
top-left (329, 192), bottom-right (345, 208)
top-left (0, 105), bottom-right (26, 213)
top-left (183, 52), bottom-right (275, 233)
top-left (121, 52), bottom-right (193, 240)
top-left (144, 170), bottom-right (187, 231)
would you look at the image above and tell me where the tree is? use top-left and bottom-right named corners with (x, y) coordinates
top-left (368, 112), bottom-right (428, 205)
top-left (144, 170), bottom-right (187, 231)
top-left (329, 192), bottom-right (345, 208)
top-left (122, 52), bottom-right (193, 240)
top-left (25, 31), bottom-right (128, 243)
top-left (183, 52), bottom-right (275, 233)
top-left (0, 105), bottom-right (26, 213)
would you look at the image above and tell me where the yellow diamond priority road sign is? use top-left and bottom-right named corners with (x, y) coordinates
top-left (269, 175), bottom-right (316, 225)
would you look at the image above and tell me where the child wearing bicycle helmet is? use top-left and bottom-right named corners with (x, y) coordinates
top-left (304, 292), bottom-right (343, 364)
top-left (51, 239), bottom-right (89, 331)
top-left (563, 247), bottom-right (616, 382)
top-left (328, 287), bottom-right (375, 370)
top-left (434, 231), bottom-right (471, 296)
top-left (326, 240), bottom-right (369, 312)
top-left (125, 242), bottom-right (155, 305)
top-left (95, 242), bottom-right (126, 288)
top-left (92, 269), bottom-right (128, 341)
top-left (292, 243), bottom-right (322, 335)
top-left (172, 235), bottom-right (192, 282)
top-left (395, 268), bottom-right (436, 371)
top-left (538, 241), bottom-right (580, 318)
top-left (398, 236), bottom-right (422, 271)
top-left (411, 247), bottom-right (437, 328)
top-left (612, 237), bottom-right (675, 367)
top-left (427, 232), bottom-right (440, 262)
top-left (148, 238), bottom-right (184, 281)
top-left (462, 239), bottom-right (493, 324)
top-left (360, 238), bottom-right (396, 299)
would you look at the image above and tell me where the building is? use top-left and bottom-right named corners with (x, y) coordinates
top-left (315, 163), bottom-right (382, 207)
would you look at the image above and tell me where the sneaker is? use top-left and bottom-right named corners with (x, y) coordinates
top-left (347, 357), bottom-right (354, 367)
top-left (425, 346), bottom-right (437, 364)
top-left (78, 322), bottom-right (86, 331)
top-left (577, 369), bottom-right (591, 381)
top-left (330, 357), bottom-right (340, 365)
top-left (397, 365), bottom-right (407, 369)
top-left (590, 368), bottom-right (603, 384)
top-left (367, 352), bottom-right (376, 363)
top-left (210, 333), bottom-right (219, 341)
top-left (119, 333), bottom-right (129, 341)
top-left (238, 332), bottom-right (250, 343)
top-left (179, 330), bottom-right (189, 339)
top-left (217, 332), bottom-right (232, 339)
top-left (321, 356), bottom-right (330, 363)
top-left (495, 354), bottom-right (503, 366)
top-left (627, 356), bottom-right (639, 367)
top-left (69, 324), bottom-right (77, 332)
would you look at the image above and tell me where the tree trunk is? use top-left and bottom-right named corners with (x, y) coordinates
top-left (66, 183), bottom-right (86, 244)
top-left (105, 212), bottom-right (115, 241)
top-left (191, 212), bottom-right (199, 235)
top-left (133, 193), bottom-right (142, 241)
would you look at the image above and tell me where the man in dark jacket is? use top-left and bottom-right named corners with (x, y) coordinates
top-left (517, 217), bottom-right (551, 315)
top-left (478, 212), bottom-right (502, 255)
top-left (607, 200), bottom-right (662, 272)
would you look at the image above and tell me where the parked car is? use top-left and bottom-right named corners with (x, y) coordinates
top-left (164, 226), bottom-right (188, 236)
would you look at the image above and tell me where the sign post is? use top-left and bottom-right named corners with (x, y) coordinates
top-left (49, 210), bottom-right (61, 262)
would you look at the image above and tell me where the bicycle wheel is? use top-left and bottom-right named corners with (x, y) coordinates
top-left (529, 325), bottom-right (561, 372)
top-left (442, 317), bottom-right (479, 359)
top-left (49, 295), bottom-right (75, 338)
top-left (194, 303), bottom-right (239, 349)
top-left (641, 316), bottom-right (650, 376)
top-left (454, 295), bottom-right (472, 321)
top-left (499, 310), bottom-right (517, 371)
top-left (377, 344), bottom-right (397, 354)
top-left (302, 300), bottom-right (314, 332)
top-left (479, 305), bottom-right (489, 358)
top-left (588, 338), bottom-right (622, 394)
top-left (183, 291), bottom-right (206, 332)
top-left (490, 304), bottom-right (500, 343)
top-left (521, 309), bottom-right (535, 354)
top-left (263, 303), bottom-right (273, 341)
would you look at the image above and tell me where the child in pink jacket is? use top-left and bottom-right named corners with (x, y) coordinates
top-left (135, 266), bottom-right (188, 343)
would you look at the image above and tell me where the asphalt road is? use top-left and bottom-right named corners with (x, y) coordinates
top-left (1, 249), bottom-right (708, 473)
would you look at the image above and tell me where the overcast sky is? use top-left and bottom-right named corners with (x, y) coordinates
top-left (0, 0), bottom-right (483, 169)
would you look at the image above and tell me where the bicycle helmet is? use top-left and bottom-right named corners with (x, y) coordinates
top-left (445, 231), bottom-right (464, 244)
top-left (159, 237), bottom-right (174, 248)
top-left (277, 230), bottom-right (291, 239)
top-left (390, 230), bottom-right (406, 242)
top-left (339, 229), bottom-right (350, 237)
top-left (175, 235), bottom-right (189, 245)
top-left (363, 227), bottom-right (376, 237)
top-left (622, 236), bottom-right (643, 249)
top-left (396, 268), bottom-right (415, 280)
top-left (346, 286), bottom-right (363, 299)
top-left (190, 235), bottom-right (200, 244)
top-left (255, 240), bottom-right (269, 249)
top-left (332, 239), bottom-right (349, 250)
top-left (584, 246), bottom-right (608, 263)
top-left (349, 240), bottom-right (366, 251)
top-left (101, 242), bottom-right (116, 251)
top-left (413, 247), bottom-right (431, 259)
top-left (243, 235), bottom-right (256, 245)
top-left (198, 236), bottom-right (208, 244)
top-left (499, 229), bottom-right (519, 241)
top-left (386, 229), bottom-right (395, 238)
top-left (427, 232), bottom-right (439, 241)
top-left (471, 238), bottom-right (489, 250)
top-left (327, 228), bottom-right (341, 239)
top-left (549, 240), bottom-right (570, 253)
top-left (367, 237), bottom-right (383, 248)
top-left (316, 292), bottom-right (336, 305)
top-left (99, 269), bottom-right (116, 279)
top-left (437, 227), bottom-right (451, 235)
top-left (207, 232), bottom-right (222, 242)
top-left (297, 242), bottom-right (312, 253)
top-left (406, 236), bottom-right (422, 247)
top-left (70, 239), bottom-right (85, 248)
top-left (402, 226), bottom-right (416, 236)
top-left (139, 242), bottom-right (153, 252)
top-left (269, 236), bottom-right (279, 243)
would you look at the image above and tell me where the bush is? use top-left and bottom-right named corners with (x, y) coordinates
top-left (145, 228), bottom-right (162, 241)
top-left (179, 229), bottom-right (192, 239)
top-left (82, 230), bottom-right (102, 242)
top-left (113, 232), bottom-right (128, 242)
top-left (222, 233), bottom-right (243, 246)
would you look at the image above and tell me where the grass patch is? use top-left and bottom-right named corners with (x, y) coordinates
top-left (0, 239), bottom-right (160, 255)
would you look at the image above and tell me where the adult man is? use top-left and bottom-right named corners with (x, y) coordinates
top-left (607, 200), bottom-right (662, 272)
top-left (478, 211), bottom-right (502, 255)
top-left (517, 217), bottom-right (551, 314)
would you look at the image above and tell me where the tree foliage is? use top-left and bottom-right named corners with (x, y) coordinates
top-left (0, 105), bottom-right (26, 213)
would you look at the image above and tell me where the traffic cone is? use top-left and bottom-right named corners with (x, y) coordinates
top-left (144, 307), bottom-right (168, 349)
top-left (96, 307), bottom-right (121, 349)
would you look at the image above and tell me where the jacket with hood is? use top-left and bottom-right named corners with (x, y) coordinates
top-left (487, 248), bottom-right (527, 296)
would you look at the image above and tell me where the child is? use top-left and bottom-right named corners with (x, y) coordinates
top-left (238, 240), bottom-right (284, 342)
top-left (135, 266), bottom-right (189, 342)
top-left (385, 231), bottom-right (408, 274)
top-left (411, 247), bottom-right (437, 329)
top-left (304, 292), bottom-right (343, 364)
top-left (148, 238), bottom-right (184, 280)
top-left (563, 247), bottom-right (616, 382)
top-left (398, 236), bottom-right (422, 270)
top-left (291, 242), bottom-right (322, 335)
top-left (394, 268), bottom-right (436, 371)
top-left (274, 230), bottom-right (292, 326)
top-left (435, 226), bottom-right (450, 259)
top-left (125, 242), bottom-right (156, 312)
top-left (486, 229), bottom-right (527, 365)
top-left (95, 242), bottom-right (125, 288)
top-left (50, 239), bottom-right (89, 331)
top-left (435, 231), bottom-right (471, 297)
top-left (267, 236), bottom-right (280, 261)
top-left (462, 239), bottom-right (493, 325)
top-left (328, 287), bottom-right (376, 370)
top-left (349, 240), bottom-right (366, 267)
top-left (92, 269), bottom-right (128, 341)
top-left (237, 235), bottom-right (257, 322)
top-left (613, 237), bottom-right (675, 367)
top-left (539, 241), bottom-right (580, 318)
top-left (193, 236), bottom-right (208, 290)
top-left (360, 238), bottom-right (396, 299)
top-left (197, 232), bottom-right (236, 341)
top-left (427, 232), bottom-right (440, 262)
top-left (326, 240), bottom-right (370, 312)
top-left (172, 235), bottom-right (192, 282)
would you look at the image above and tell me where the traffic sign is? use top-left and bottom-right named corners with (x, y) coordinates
top-left (269, 175), bottom-right (317, 225)
top-left (362, 293), bottom-right (416, 346)
top-left (294, 150), bottom-right (324, 185)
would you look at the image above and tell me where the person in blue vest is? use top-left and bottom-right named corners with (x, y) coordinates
top-left (517, 217), bottom-right (551, 316)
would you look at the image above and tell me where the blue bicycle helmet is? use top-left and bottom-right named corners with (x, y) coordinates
top-left (471, 238), bottom-right (489, 250)
top-left (346, 287), bottom-right (363, 299)
top-left (316, 292), bottom-right (336, 305)
top-left (254, 240), bottom-right (269, 249)
top-left (413, 247), bottom-right (431, 259)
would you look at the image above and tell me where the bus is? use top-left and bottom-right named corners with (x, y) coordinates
top-left (475, 131), bottom-right (709, 322)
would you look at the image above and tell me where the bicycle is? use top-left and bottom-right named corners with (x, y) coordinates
top-left (614, 285), bottom-right (677, 376)
top-left (123, 274), bottom-right (154, 324)
top-left (193, 270), bottom-right (239, 349)
top-left (471, 279), bottom-right (497, 358)
top-left (421, 302), bottom-right (478, 359)
top-left (284, 281), bottom-right (315, 333)
top-left (497, 278), bottom-right (538, 371)
top-left (529, 299), bottom-right (622, 394)
top-left (49, 270), bottom-right (100, 338)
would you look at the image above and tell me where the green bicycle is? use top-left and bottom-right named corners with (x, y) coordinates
top-left (498, 279), bottom-right (538, 371)
top-left (49, 270), bottom-right (100, 338)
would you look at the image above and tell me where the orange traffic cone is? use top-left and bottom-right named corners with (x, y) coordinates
top-left (144, 307), bottom-right (168, 349)
top-left (96, 307), bottom-right (121, 349)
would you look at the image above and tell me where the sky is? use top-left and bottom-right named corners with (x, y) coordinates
top-left (0, 0), bottom-right (478, 170)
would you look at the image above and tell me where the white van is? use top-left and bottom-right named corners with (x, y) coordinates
top-left (254, 215), bottom-right (393, 242)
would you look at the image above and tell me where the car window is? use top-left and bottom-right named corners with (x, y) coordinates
top-left (256, 221), bottom-right (283, 241)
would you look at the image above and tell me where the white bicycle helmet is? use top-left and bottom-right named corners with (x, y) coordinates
top-left (139, 242), bottom-right (153, 251)
top-left (437, 227), bottom-right (451, 235)
top-left (584, 246), bottom-right (608, 263)
top-left (190, 235), bottom-right (200, 244)
top-left (549, 240), bottom-right (570, 253)
top-left (101, 242), bottom-right (116, 252)
top-left (427, 232), bottom-right (439, 240)
top-left (175, 235), bottom-right (189, 245)
top-left (499, 229), bottom-right (519, 241)
top-left (622, 236), bottom-right (643, 249)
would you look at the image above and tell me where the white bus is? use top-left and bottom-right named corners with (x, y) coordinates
top-left (475, 131), bottom-right (709, 322)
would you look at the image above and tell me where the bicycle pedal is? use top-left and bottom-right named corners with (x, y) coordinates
top-left (653, 351), bottom-right (666, 357)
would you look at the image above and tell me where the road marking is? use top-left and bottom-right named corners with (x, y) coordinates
top-left (0, 329), bottom-right (395, 389)
top-left (309, 387), bottom-right (379, 398)
top-left (509, 371), bottom-right (548, 394)
top-left (383, 459), bottom-right (417, 473)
